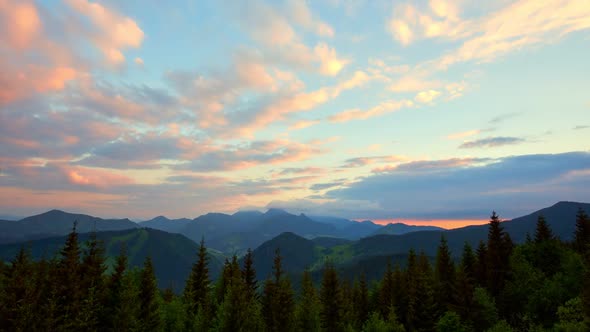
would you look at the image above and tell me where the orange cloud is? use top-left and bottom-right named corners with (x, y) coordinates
top-left (64, 166), bottom-right (135, 188)
top-left (66, 0), bottom-right (144, 65)
top-left (329, 99), bottom-right (414, 122)
top-left (447, 129), bottom-right (480, 140)
top-left (0, 64), bottom-right (77, 104)
top-left (0, 0), bottom-right (41, 49)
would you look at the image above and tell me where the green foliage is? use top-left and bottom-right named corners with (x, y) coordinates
top-left (574, 208), bottom-right (590, 256)
top-left (485, 320), bottom-right (514, 332)
top-left (0, 210), bottom-right (588, 332)
top-left (295, 270), bottom-right (321, 332)
top-left (320, 263), bottom-right (343, 332)
top-left (184, 237), bottom-right (211, 329)
top-left (262, 249), bottom-right (295, 332)
top-left (472, 287), bottom-right (499, 331)
top-left (434, 235), bottom-right (456, 313)
top-left (138, 256), bottom-right (161, 331)
top-left (436, 311), bottom-right (467, 332)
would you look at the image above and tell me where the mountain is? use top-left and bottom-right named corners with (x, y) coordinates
top-left (310, 216), bottom-right (381, 238)
top-left (180, 210), bottom-right (340, 254)
top-left (0, 210), bottom-right (138, 244)
top-left (354, 201), bottom-right (590, 258)
top-left (139, 216), bottom-right (191, 233)
top-left (371, 223), bottom-right (445, 236)
top-left (246, 201), bottom-right (590, 285)
top-left (249, 232), bottom-right (319, 281)
top-left (0, 228), bottom-right (224, 291)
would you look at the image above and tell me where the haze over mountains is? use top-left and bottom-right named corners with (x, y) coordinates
top-left (1, 201), bottom-right (588, 290)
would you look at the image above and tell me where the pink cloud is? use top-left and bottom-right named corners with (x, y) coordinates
top-left (64, 166), bottom-right (135, 188)
top-left (66, 0), bottom-right (144, 65)
top-left (0, 0), bottom-right (41, 49)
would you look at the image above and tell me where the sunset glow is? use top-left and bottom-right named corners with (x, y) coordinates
top-left (1, 0), bottom-right (589, 222)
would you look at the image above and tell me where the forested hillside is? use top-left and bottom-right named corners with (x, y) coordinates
top-left (1, 209), bottom-right (589, 331)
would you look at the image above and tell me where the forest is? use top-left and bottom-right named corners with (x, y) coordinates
top-left (0, 210), bottom-right (589, 332)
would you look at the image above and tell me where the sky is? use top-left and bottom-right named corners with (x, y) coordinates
top-left (0, 0), bottom-right (589, 225)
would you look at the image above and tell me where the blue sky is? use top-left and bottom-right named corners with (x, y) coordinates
top-left (0, 0), bottom-right (589, 223)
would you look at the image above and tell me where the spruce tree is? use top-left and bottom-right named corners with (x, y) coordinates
top-left (434, 235), bottom-right (456, 313)
top-left (184, 238), bottom-right (210, 320)
top-left (379, 260), bottom-right (395, 317)
top-left (296, 270), bottom-right (321, 332)
top-left (414, 252), bottom-right (436, 331)
top-left (474, 241), bottom-right (487, 287)
top-left (353, 273), bottom-right (370, 328)
top-left (138, 257), bottom-right (161, 331)
top-left (2, 247), bottom-right (36, 332)
top-left (534, 215), bottom-right (554, 243)
top-left (574, 208), bottom-right (590, 255)
top-left (214, 266), bottom-right (264, 332)
top-left (79, 231), bottom-right (107, 331)
top-left (460, 242), bottom-right (475, 282)
top-left (486, 212), bottom-right (509, 296)
top-left (262, 249), bottom-right (295, 332)
top-left (56, 221), bottom-right (82, 330)
top-left (319, 262), bottom-right (343, 332)
top-left (241, 248), bottom-right (258, 301)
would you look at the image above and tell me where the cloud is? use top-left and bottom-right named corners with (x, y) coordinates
top-left (0, 0), bottom-right (41, 49)
top-left (66, 0), bottom-right (144, 65)
top-left (374, 158), bottom-right (491, 173)
top-left (173, 138), bottom-right (325, 172)
top-left (489, 112), bottom-right (522, 124)
top-left (286, 0), bottom-right (334, 37)
top-left (310, 181), bottom-right (343, 191)
top-left (436, 0), bottom-right (590, 67)
top-left (134, 57), bottom-right (144, 66)
top-left (447, 129), bottom-right (480, 140)
top-left (341, 155), bottom-right (407, 168)
top-left (232, 1), bottom-right (348, 76)
top-left (327, 152), bottom-right (590, 219)
top-left (329, 99), bottom-right (414, 122)
top-left (389, 75), bottom-right (442, 93)
top-left (414, 89), bottom-right (441, 103)
top-left (459, 136), bottom-right (526, 149)
top-left (289, 119), bottom-right (321, 130)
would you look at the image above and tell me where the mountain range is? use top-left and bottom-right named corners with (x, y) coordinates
top-left (1, 201), bottom-right (588, 289)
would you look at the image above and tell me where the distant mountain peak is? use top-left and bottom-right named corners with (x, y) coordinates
top-left (264, 208), bottom-right (289, 216)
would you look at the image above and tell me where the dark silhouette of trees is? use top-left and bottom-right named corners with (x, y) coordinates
top-left (0, 209), bottom-right (588, 332)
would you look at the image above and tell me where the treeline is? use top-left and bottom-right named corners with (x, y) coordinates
top-left (1, 210), bottom-right (589, 331)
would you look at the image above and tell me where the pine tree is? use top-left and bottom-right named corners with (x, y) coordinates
top-left (379, 260), bottom-right (395, 317)
top-left (214, 267), bottom-right (264, 332)
top-left (404, 249), bottom-right (418, 329)
top-left (79, 231), bottom-right (107, 331)
top-left (391, 264), bottom-right (406, 326)
top-left (434, 235), bottom-right (456, 313)
top-left (138, 257), bottom-right (161, 331)
top-left (574, 208), bottom-right (590, 255)
top-left (296, 270), bottom-right (321, 332)
top-left (534, 215), bottom-right (554, 243)
top-left (353, 273), bottom-right (370, 328)
top-left (104, 246), bottom-right (136, 331)
top-left (262, 249), bottom-right (295, 332)
top-left (414, 252), bottom-right (436, 331)
top-left (56, 221), bottom-right (82, 330)
top-left (474, 241), bottom-right (488, 287)
top-left (2, 247), bottom-right (36, 332)
top-left (241, 248), bottom-right (258, 301)
top-left (184, 238), bottom-right (210, 320)
top-left (460, 242), bottom-right (475, 282)
top-left (319, 262), bottom-right (343, 332)
top-left (215, 258), bottom-right (232, 304)
top-left (486, 212), bottom-right (510, 296)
